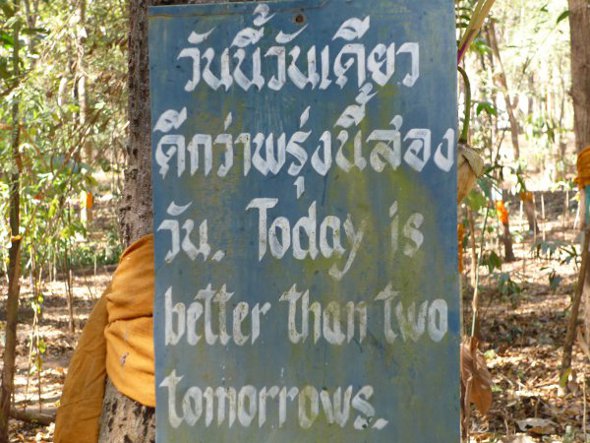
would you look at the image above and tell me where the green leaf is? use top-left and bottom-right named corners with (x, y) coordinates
top-left (21, 27), bottom-right (48, 36)
top-left (477, 175), bottom-right (495, 201)
top-left (556, 10), bottom-right (569, 25)
top-left (0, 1), bottom-right (15, 19)
top-left (471, 38), bottom-right (491, 55)
top-left (559, 368), bottom-right (571, 388)
top-left (483, 251), bottom-right (502, 273)
top-left (476, 101), bottom-right (497, 117)
top-left (66, 103), bottom-right (80, 114)
top-left (84, 174), bottom-right (98, 187)
top-left (0, 58), bottom-right (9, 79)
top-left (0, 30), bottom-right (14, 48)
top-left (38, 339), bottom-right (47, 354)
top-left (466, 188), bottom-right (487, 212)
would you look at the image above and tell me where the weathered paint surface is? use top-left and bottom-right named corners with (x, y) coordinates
top-left (149, 1), bottom-right (459, 441)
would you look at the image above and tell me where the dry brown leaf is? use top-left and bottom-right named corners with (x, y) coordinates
top-left (461, 336), bottom-right (493, 416)
top-left (516, 418), bottom-right (556, 435)
top-left (457, 144), bottom-right (484, 203)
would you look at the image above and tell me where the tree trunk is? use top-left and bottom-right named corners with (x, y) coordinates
top-left (499, 192), bottom-right (515, 262)
top-left (568, 0), bottom-right (590, 377)
top-left (117, 0), bottom-right (155, 248)
top-left (99, 1), bottom-right (256, 440)
top-left (76, 0), bottom-right (94, 224)
top-left (500, 220), bottom-right (515, 262)
top-left (520, 192), bottom-right (539, 234)
top-left (0, 26), bottom-right (22, 443)
top-left (98, 380), bottom-right (156, 442)
top-left (568, 0), bottom-right (590, 154)
top-left (487, 21), bottom-right (520, 160)
top-left (98, 0), bottom-right (158, 438)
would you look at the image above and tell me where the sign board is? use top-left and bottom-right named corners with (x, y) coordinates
top-left (149, 1), bottom-right (459, 441)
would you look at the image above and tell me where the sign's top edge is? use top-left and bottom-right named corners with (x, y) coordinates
top-left (148, 0), bottom-right (329, 18)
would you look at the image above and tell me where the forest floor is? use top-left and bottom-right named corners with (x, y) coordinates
top-left (0, 191), bottom-right (589, 442)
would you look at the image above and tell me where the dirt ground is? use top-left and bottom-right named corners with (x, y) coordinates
top-left (463, 192), bottom-right (589, 442)
top-left (1, 272), bottom-right (111, 442)
top-left (0, 191), bottom-right (589, 442)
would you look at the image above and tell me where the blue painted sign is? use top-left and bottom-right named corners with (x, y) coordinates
top-left (149, 1), bottom-right (459, 441)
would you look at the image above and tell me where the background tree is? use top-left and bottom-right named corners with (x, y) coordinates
top-left (0, 12), bottom-right (22, 442)
top-left (568, 0), bottom-right (590, 154)
top-left (0, 0), bottom-right (126, 436)
top-left (96, 0), bottom-right (160, 436)
top-left (561, 0), bottom-right (590, 382)
top-left (98, 0), bottom-right (259, 440)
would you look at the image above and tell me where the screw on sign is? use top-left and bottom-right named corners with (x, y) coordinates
top-left (149, 1), bottom-right (459, 441)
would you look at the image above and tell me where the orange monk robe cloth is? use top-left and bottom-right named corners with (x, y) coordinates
top-left (54, 235), bottom-right (156, 442)
top-left (577, 146), bottom-right (590, 188)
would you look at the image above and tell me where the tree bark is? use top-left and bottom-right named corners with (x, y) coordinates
top-left (500, 192), bottom-right (515, 262)
top-left (500, 221), bottom-right (515, 262)
top-left (568, 0), bottom-right (590, 154)
top-left (99, 0), bottom-right (160, 438)
top-left (100, 1), bottom-right (256, 440)
top-left (76, 0), bottom-right (94, 224)
top-left (98, 380), bottom-right (156, 442)
top-left (0, 25), bottom-right (22, 443)
top-left (117, 0), bottom-right (156, 247)
top-left (568, 0), bottom-right (590, 379)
